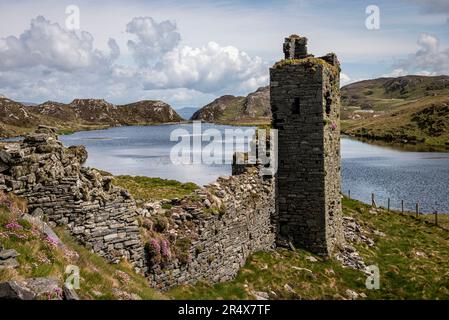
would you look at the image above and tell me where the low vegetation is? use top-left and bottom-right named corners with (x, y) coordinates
top-left (113, 175), bottom-right (199, 202)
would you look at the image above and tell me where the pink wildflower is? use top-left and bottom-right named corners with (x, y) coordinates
top-left (5, 220), bottom-right (22, 230)
top-left (330, 122), bottom-right (337, 131)
top-left (149, 238), bottom-right (161, 254)
top-left (45, 235), bottom-right (59, 246)
top-left (160, 239), bottom-right (171, 259)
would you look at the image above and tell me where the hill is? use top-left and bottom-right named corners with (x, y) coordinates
top-left (341, 75), bottom-right (449, 149)
top-left (191, 86), bottom-right (270, 125)
top-left (0, 97), bottom-right (184, 138)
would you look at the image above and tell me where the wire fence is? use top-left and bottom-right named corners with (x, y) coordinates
top-left (345, 190), bottom-right (449, 231)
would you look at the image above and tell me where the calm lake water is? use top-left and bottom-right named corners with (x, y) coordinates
top-left (59, 124), bottom-right (449, 214)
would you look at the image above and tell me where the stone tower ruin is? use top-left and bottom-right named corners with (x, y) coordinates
top-left (270, 35), bottom-right (344, 256)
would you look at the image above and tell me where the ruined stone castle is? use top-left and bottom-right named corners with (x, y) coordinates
top-left (0, 35), bottom-right (343, 290)
top-left (271, 35), bottom-right (344, 255)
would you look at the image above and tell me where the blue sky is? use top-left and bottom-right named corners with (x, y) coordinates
top-left (0, 0), bottom-right (448, 108)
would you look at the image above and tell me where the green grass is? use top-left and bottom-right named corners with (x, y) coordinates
top-left (113, 175), bottom-right (199, 202)
top-left (168, 248), bottom-right (366, 300)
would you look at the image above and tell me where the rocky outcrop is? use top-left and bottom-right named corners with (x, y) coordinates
top-left (31, 99), bottom-right (184, 125)
top-left (0, 96), bottom-right (184, 138)
top-left (242, 86), bottom-right (270, 118)
top-left (0, 126), bottom-right (145, 271)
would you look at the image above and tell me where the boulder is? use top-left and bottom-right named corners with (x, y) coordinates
top-left (0, 249), bottom-right (19, 260)
top-left (0, 258), bottom-right (19, 269)
top-left (0, 281), bottom-right (36, 300)
top-left (22, 277), bottom-right (61, 298)
top-left (21, 213), bottom-right (64, 248)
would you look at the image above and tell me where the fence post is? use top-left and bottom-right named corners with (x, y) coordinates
top-left (401, 200), bottom-right (404, 213)
top-left (387, 198), bottom-right (390, 212)
top-left (416, 203), bottom-right (419, 217)
top-left (372, 193), bottom-right (376, 208)
top-left (434, 211), bottom-right (438, 226)
top-left (348, 190), bottom-right (351, 199)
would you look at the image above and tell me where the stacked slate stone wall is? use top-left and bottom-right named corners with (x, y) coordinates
top-left (144, 166), bottom-right (276, 290)
top-left (0, 126), bottom-right (145, 272)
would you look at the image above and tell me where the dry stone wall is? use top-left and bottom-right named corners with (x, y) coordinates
top-left (143, 166), bottom-right (276, 290)
top-left (0, 126), bottom-right (145, 272)
top-left (0, 126), bottom-right (277, 290)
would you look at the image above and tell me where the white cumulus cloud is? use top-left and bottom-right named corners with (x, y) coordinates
top-left (141, 41), bottom-right (268, 93)
top-left (0, 16), bottom-right (119, 72)
top-left (127, 16), bottom-right (181, 67)
top-left (395, 33), bottom-right (449, 76)
top-left (0, 15), bottom-right (269, 107)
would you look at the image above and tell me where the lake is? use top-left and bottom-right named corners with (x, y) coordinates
top-left (59, 124), bottom-right (449, 213)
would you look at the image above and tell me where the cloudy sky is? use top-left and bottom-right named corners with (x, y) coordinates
top-left (0, 0), bottom-right (448, 109)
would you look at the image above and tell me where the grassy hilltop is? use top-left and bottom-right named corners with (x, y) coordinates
top-left (341, 75), bottom-right (449, 149)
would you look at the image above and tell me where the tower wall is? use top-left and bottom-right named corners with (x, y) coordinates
top-left (270, 35), bottom-right (343, 255)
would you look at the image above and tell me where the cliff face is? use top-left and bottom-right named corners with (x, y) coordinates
top-left (0, 97), bottom-right (183, 138)
top-left (191, 86), bottom-right (270, 123)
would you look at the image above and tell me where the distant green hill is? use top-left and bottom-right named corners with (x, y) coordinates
top-left (341, 75), bottom-right (449, 149)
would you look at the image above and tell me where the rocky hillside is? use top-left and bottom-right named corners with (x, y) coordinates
top-left (341, 75), bottom-right (449, 149)
top-left (0, 97), bottom-right (183, 138)
top-left (191, 86), bottom-right (270, 125)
